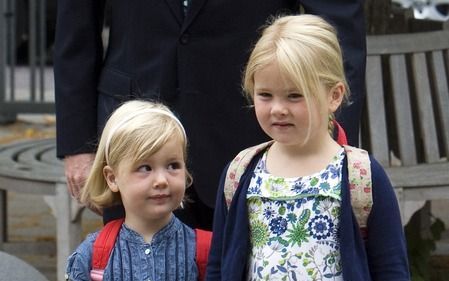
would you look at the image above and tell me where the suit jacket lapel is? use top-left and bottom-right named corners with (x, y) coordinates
top-left (181, 0), bottom-right (207, 32)
top-left (164, 0), bottom-right (183, 25)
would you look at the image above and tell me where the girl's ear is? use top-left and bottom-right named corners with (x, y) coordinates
top-left (328, 82), bottom-right (345, 113)
top-left (103, 165), bottom-right (119, 192)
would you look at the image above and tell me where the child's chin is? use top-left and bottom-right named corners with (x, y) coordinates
top-left (146, 211), bottom-right (173, 222)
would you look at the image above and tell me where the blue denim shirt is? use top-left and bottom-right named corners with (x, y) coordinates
top-left (66, 216), bottom-right (198, 281)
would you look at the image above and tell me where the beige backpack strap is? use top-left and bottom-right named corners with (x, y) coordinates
top-left (343, 145), bottom-right (373, 230)
top-left (223, 141), bottom-right (274, 209)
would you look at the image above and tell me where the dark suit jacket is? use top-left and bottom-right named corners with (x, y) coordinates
top-left (54, 0), bottom-right (366, 208)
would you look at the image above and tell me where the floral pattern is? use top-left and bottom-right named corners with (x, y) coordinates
top-left (247, 148), bottom-right (345, 281)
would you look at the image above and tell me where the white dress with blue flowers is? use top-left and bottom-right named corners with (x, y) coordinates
top-left (246, 148), bottom-right (345, 281)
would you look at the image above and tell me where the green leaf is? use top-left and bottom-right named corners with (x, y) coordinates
top-left (279, 206), bottom-right (286, 215)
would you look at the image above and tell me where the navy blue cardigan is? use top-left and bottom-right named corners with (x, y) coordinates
top-left (205, 150), bottom-right (410, 281)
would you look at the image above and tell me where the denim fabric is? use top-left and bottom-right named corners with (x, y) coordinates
top-left (66, 216), bottom-right (198, 281)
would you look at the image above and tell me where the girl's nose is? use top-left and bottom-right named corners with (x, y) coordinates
top-left (153, 170), bottom-right (168, 188)
top-left (271, 101), bottom-right (288, 116)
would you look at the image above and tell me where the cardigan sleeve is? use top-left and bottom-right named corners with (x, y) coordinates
top-left (205, 164), bottom-right (230, 281)
top-left (365, 157), bottom-right (411, 280)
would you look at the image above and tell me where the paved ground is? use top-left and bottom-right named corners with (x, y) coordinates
top-left (0, 114), bottom-right (102, 281)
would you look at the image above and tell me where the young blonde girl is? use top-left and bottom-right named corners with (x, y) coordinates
top-left (206, 15), bottom-right (409, 281)
top-left (66, 100), bottom-right (199, 281)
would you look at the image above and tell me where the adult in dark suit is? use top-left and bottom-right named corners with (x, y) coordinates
top-left (54, 0), bottom-right (366, 230)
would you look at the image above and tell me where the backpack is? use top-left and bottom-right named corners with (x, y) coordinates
top-left (90, 218), bottom-right (212, 281)
top-left (223, 122), bottom-right (372, 237)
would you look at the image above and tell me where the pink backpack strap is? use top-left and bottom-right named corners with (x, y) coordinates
top-left (223, 141), bottom-right (274, 209)
top-left (332, 122), bottom-right (373, 237)
top-left (343, 145), bottom-right (372, 237)
top-left (90, 218), bottom-right (124, 281)
top-left (195, 229), bottom-right (212, 281)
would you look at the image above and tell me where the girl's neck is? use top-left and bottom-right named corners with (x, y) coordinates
top-left (267, 134), bottom-right (341, 178)
top-left (124, 213), bottom-right (173, 243)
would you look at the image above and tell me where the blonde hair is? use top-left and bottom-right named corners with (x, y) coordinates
top-left (80, 100), bottom-right (192, 210)
top-left (243, 14), bottom-right (349, 139)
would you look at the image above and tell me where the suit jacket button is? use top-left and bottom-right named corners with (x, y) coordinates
top-left (180, 33), bottom-right (190, 44)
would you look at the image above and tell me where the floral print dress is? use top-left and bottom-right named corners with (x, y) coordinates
top-left (246, 148), bottom-right (345, 281)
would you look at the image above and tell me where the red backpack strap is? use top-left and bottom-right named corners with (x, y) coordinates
top-left (333, 119), bottom-right (348, 146)
top-left (90, 218), bottom-right (124, 281)
top-left (195, 228), bottom-right (212, 281)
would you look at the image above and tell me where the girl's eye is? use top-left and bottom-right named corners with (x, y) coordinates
top-left (256, 92), bottom-right (272, 99)
top-left (168, 162), bottom-right (182, 170)
top-left (137, 165), bottom-right (152, 172)
top-left (288, 93), bottom-right (303, 99)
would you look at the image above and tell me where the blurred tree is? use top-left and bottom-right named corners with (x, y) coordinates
top-left (365, 0), bottom-right (446, 34)
top-left (365, 0), bottom-right (392, 34)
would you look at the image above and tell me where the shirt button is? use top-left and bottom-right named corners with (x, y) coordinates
top-left (144, 248), bottom-right (151, 255)
top-left (180, 33), bottom-right (190, 45)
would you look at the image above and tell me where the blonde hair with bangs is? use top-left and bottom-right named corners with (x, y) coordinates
top-left (79, 100), bottom-right (191, 210)
top-left (243, 14), bottom-right (349, 140)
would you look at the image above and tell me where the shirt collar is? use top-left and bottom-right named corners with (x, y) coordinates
top-left (120, 215), bottom-right (181, 244)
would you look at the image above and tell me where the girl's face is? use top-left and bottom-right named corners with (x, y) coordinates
top-left (253, 62), bottom-right (331, 148)
top-left (104, 137), bottom-right (186, 227)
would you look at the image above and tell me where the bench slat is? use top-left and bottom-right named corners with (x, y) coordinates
top-left (412, 52), bottom-right (440, 162)
top-left (17, 143), bottom-right (61, 171)
top-left (390, 54), bottom-right (418, 165)
top-left (365, 55), bottom-right (389, 166)
top-left (385, 162), bottom-right (449, 188)
top-left (0, 139), bottom-right (50, 157)
top-left (40, 148), bottom-right (62, 166)
top-left (367, 30), bottom-right (449, 55)
top-left (430, 50), bottom-right (449, 156)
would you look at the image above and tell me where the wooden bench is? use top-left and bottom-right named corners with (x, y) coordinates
top-left (362, 30), bottom-right (449, 225)
top-left (0, 139), bottom-right (84, 281)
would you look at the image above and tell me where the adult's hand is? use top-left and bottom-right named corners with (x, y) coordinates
top-left (64, 153), bottom-right (103, 215)
top-left (64, 153), bottom-right (95, 200)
